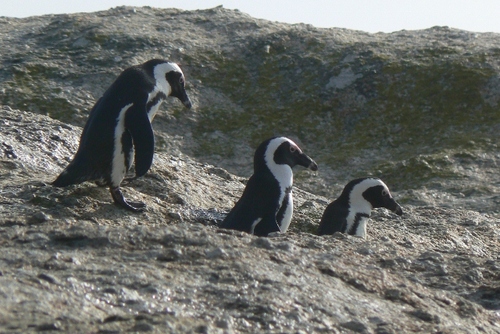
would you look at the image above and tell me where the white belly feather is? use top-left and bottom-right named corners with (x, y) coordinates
top-left (111, 103), bottom-right (133, 187)
top-left (279, 192), bottom-right (293, 233)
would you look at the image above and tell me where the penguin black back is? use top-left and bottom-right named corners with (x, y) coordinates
top-left (318, 178), bottom-right (403, 237)
top-left (220, 137), bottom-right (318, 236)
top-left (53, 59), bottom-right (192, 212)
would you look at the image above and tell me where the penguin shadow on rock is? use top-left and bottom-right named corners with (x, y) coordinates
top-left (52, 59), bottom-right (192, 212)
top-left (317, 177), bottom-right (403, 238)
top-left (220, 136), bottom-right (318, 237)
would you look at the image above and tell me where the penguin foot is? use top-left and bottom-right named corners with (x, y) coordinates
top-left (110, 187), bottom-right (146, 212)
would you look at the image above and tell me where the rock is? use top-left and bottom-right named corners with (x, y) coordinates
top-left (0, 7), bottom-right (498, 211)
top-left (157, 248), bottom-right (183, 262)
top-left (31, 211), bottom-right (51, 223)
top-left (205, 247), bottom-right (227, 259)
top-left (250, 237), bottom-right (274, 249)
top-left (37, 273), bottom-right (59, 285)
top-left (341, 320), bottom-right (369, 333)
top-left (130, 322), bottom-right (154, 332)
top-left (0, 6), bottom-right (499, 334)
top-left (36, 321), bottom-right (62, 331)
top-left (356, 246), bottom-right (375, 255)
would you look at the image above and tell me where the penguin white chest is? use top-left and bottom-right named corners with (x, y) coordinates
top-left (346, 213), bottom-right (369, 237)
top-left (267, 162), bottom-right (293, 200)
top-left (269, 164), bottom-right (294, 232)
top-left (345, 203), bottom-right (371, 238)
top-left (111, 103), bottom-right (134, 186)
top-left (279, 191), bottom-right (293, 233)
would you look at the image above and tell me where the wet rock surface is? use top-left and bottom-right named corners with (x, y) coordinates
top-left (1, 107), bottom-right (500, 333)
top-left (0, 5), bottom-right (499, 333)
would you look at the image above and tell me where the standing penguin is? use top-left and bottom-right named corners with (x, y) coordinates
top-left (317, 177), bottom-right (403, 237)
top-left (220, 137), bottom-right (318, 236)
top-left (52, 59), bottom-right (192, 212)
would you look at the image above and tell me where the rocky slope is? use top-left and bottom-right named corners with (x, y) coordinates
top-left (2, 106), bottom-right (499, 333)
top-left (0, 5), bottom-right (499, 333)
top-left (1, 5), bottom-right (499, 208)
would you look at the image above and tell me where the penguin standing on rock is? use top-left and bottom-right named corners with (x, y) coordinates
top-left (318, 178), bottom-right (403, 237)
top-left (52, 59), bottom-right (192, 212)
top-left (220, 137), bottom-right (318, 236)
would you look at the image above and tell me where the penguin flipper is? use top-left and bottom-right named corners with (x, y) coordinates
top-left (125, 106), bottom-right (155, 178)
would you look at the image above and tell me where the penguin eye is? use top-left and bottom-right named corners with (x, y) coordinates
top-left (289, 145), bottom-right (297, 153)
top-left (179, 77), bottom-right (184, 85)
top-left (382, 189), bottom-right (389, 196)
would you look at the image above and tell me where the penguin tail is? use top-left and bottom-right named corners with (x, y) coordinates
top-left (52, 161), bottom-right (93, 187)
top-left (52, 171), bottom-right (74, 187)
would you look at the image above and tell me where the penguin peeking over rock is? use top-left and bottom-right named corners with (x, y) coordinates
top-left (52, 59), bottom-right (192, 212)
top-left (317, 177), bottom-right (403, 237)
top-left (220, 136), bottom-right (318, 236)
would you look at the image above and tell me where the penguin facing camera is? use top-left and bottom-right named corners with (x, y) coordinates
top-left (220, 136), bottom-right (318, 236)
top-left (317, 177), bottom-right (403, 237)
top-left (52, 59), bottom-right (192, 212)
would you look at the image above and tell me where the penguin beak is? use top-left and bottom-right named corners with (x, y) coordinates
top-left (172, 88), bottom-right (192, 109)
top-left (386, 198), bottom-right (403, 216)
top-left (295, 152), bottom-right (318, 171)
top-left (308, 160), bottom-right (318, 171)
top-left (182, 97), bottom-right (192, 109)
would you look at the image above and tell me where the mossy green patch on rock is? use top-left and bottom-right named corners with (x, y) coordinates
top-left (375, 145), bottom-right (499, 194)
top-left (377, 153), bottom-right (462, 191)
top-left (186, 39), bottom-right (500, 202)
top-left (191, 48), bottom-right (337, 158)
top-left (1, 67), bottom-right (78, 123)
top-left (373, 61), bottom-right (499, 153)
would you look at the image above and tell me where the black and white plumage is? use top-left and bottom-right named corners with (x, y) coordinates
top-left (52, 59), bottom-right (192, 212)
top-left (220, 137), bottom-right (318, 236)
top-left (317, 178), bottom-right (403, 237)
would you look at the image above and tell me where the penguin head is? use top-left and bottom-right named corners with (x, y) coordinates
top-left (346, 178), bottom-right (403, 216)
top-left (255, 137), bottom-right (318, 173)
top-left (152, 60), bottom-right (192, 109)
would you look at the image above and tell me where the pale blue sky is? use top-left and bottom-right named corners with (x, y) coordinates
top-left (3, 0), bottom-right (500, 34)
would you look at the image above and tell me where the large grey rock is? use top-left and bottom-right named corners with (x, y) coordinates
top-left (0, 5), bottom-right (499, 333)
top-left (0, 6), bottom-right (499, 210)
top-left (1, 107), bottom-right (499, 333)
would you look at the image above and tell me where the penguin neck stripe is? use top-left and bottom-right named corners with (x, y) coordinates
top-left (146, 91), bottom-right (167, 121)
top-left (264, 138), bottom-right (294, 193)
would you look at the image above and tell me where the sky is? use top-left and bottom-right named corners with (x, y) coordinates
top-left (2, 1), bottom-right (500, 34)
